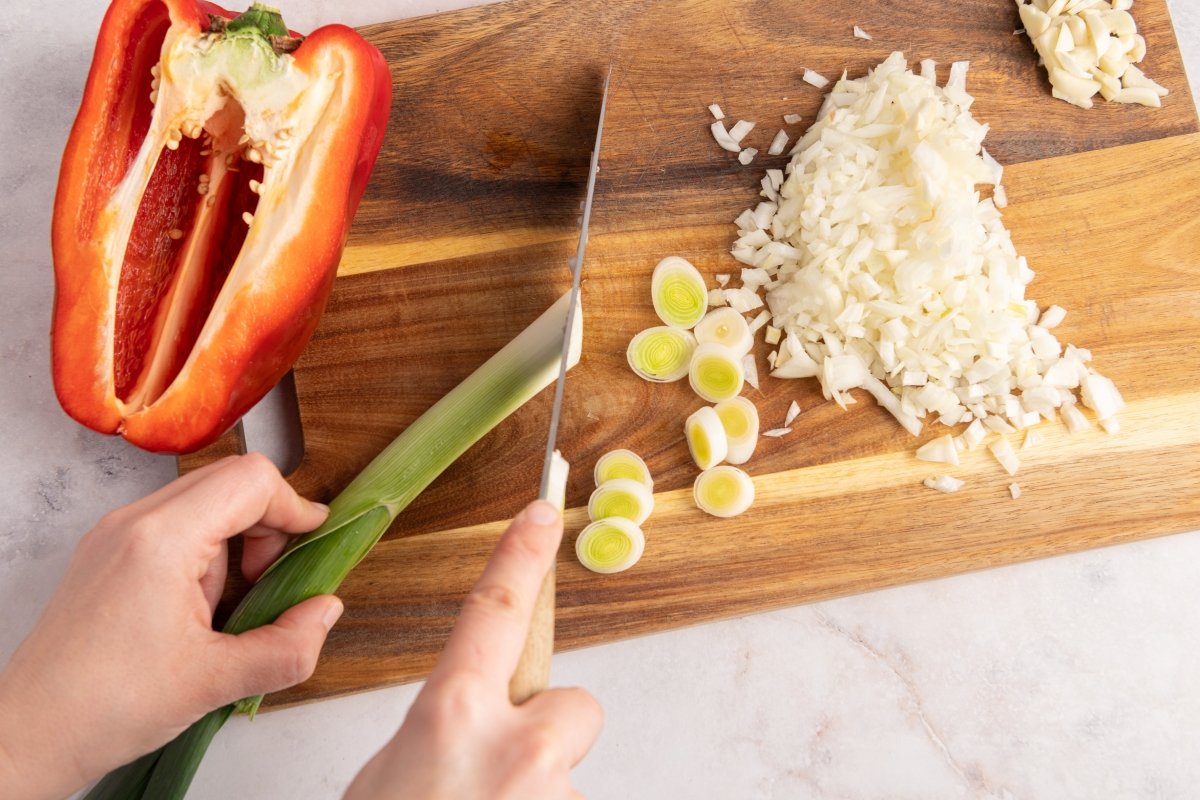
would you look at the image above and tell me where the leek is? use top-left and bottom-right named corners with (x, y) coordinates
top-left (651, 256), bottom-right (707, 329)
top-left (689, 343), bottom-right (744, 403)
top-left (693, 466), bottom-right (755, 518)
top-left (587, 478), bottom-right (654, 525)
top-left (85, 291), bottom-right (583, 800)
top-left (575, 518), bottom-right (646, 574)
top-left (627, 326), bottom-right (696, 382)
top-left (684, 406), bottom-right (728, 470)
top-left (714, 397), bottom-right (759, 465)
top-left (593, 449), bottom-right (653, 490)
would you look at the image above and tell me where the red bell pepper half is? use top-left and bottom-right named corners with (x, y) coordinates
top-left (51, 0), bottom-right (390, 453)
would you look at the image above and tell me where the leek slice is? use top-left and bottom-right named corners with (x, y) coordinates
top-left (627, 326), bottom-right (696, 382)
top-left (694, 307), bottom-right (753, 355)
top-left (693, 465), bottom-right (755, 518)
top-left (714, 396), bottom-right (759, 465)
top-left (689, 342), bottom-right (745, 402)
top-left (651, 256), bottom-right (708, 329)
top-left (593, 449), bottom-right (653, 490)
top-left (88, 290), bottom-right (584, 800)
top-left (588, 478), bottom-right (654, 525)
top-left (685, 406), bottom-right (728, 470)
top-left (576, 518), bottom-right (646, 574)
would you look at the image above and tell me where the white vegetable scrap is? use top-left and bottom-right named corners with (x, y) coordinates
top-left (767, 129), bottom-right (790, 156)
top-left (738, 148), bottom-right (758, 165)
top-left (1016, 0), bottom-right (1168, 108)
top-left (802, 68), bottom-right (830, 88)
top-left (783, 113), bottom-right (804, 125)
top-left (709, 103), bottom-right (725, 120)
top-left (762, 428), bottom-right (792, 438)
top-left (784, 400), bottom-right (802, 426)
top-left (916, 434), bottom-right (960, 466)
top-left (728, 119), bottom-right (756, 143)
top-left (923, 475), bottom-right (965, 493)
top-left (989, 437), bottom-right (1021, 476)
top-left (710, 121), bottom-right (741, 152)
top-left (853, 25), bottom-right (872, 40)
top-left (723, 52), bottom-right (1121, 457)
top-left (1009, 482), bottom-right (1022, 499)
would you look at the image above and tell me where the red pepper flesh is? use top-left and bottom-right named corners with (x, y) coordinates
top-left (51, 0), bottom-right (391, 453)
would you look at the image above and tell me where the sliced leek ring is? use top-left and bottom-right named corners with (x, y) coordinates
top-left (594, 449), bottom-right (653, 490)
top-left (627, 326), bottom-right (696, 382)
top-left (714, 396), bottom-right (759, 465)
top-left (694, 307), bottom-right (753, 356)
top-left (575, 517), bottom-right (646, 574)
top-left (651, 256), bottom-right (708, 329)
top-left (588, 478), bottom-right (654, 525)
top-left (689, 342), bottom-right (745, 403)
top-left (693, 465), bottom-right (755, 518)
top-left (685, 406), bottom-right (728, 470)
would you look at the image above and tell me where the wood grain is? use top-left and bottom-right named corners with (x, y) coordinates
top-left (180, 0), bottom-right (1200, 707)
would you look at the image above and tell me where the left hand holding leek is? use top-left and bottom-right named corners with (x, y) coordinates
top-left (0, 454), bottom-right (342, 800)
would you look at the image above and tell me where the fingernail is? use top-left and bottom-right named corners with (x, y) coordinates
top-left (321, 599), bottom-right (344, 631)
top-left (523, 500), bottom-right (560, 526)
top-left (311, 501), bottom-right (331, 515)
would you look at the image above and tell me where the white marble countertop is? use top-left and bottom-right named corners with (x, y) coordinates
top-left (2, 1), bottom-right (1198, 798)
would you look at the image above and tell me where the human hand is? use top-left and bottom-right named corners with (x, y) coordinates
top-left (0, 453), bottom-right (343, 800)
top-left (344, 500), bottom-right (603, 800)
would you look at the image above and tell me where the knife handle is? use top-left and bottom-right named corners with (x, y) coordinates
top-left (509, 564), bottom-right (555, 704)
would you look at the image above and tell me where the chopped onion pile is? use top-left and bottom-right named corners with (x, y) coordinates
top-left (694, 465), bottom-right (756, 517)
top-left (722, 52), bottom-right (1123, 479)
top-left (1017, 0), bottom-right (1167, 108)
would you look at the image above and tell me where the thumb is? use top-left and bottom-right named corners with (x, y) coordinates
top-left (211, 595), bottom-right (344, 705)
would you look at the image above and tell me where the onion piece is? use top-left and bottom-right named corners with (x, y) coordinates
top-left (693, 465), bottom-right (755, 517)
top-left (764, 326), bottom-right (782, 345)
top-left (742, 354), bottom-right (760, 390)
top-left (710, 121), bottom-right (742, 153)
top-left (783, 113), bottom-right (803, 125)
top-left (767, 129), bottom-right (790, 156)
top-left (853, 25), bottom-right (872, 40)
top-left (576, 518), bottom-right (646, 574)
top-left (961, 418), bottom-right (987, 450)
top-left (588, 478), bottom-right (654, 526)
top-left (784, 400), bottom-right (802, 427)
top-left (728, 119), bottom-right (756, 143)
top-left (989, 437), bottom-right (1020, 476)
top-left (1062, 402), bottom-right (1093, 433)
top-left (923, 475), bottom-right (965, 493)
top-left (803, 68), bottom-right (830, 88)
top-left (627, 326), bottom-right (696, 382)
top-left (1039, 305), bottom-right (1067, 329)
top-left (708, 103), bottom-right (725, 120)
top-left (685, 406), bottom-right (729, 470)
top-left (1022, 429), bottom-right (1044, 449)
top-left (593, 449), bottom-right (653, 490)
top-left (1009, 482), bottom-right (1022, 500)
top-left (762, 428), bottom-right (792, 438)
top-left (651, 256), bottom-right (708, 329)
top-left (916, 434), bottom-right (960, 466)
top-left (715, 396), bottom-right (760, 464)
top-left (694, 307), bottom-right (753, 355)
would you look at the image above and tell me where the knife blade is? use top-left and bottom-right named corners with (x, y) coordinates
top-left (538, 67), bottom-right (611, 500)
top-left (509, 68), bottom-right (611, 705)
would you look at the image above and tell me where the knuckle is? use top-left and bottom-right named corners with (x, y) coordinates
top-left (464, 581), bottom-right (523, 621)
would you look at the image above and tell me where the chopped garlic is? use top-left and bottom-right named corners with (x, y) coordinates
top-left (1016, 0), bottom-right (1167, 108)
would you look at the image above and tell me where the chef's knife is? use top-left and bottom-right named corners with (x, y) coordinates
top-left (508, 68), bottom-right (611, 704)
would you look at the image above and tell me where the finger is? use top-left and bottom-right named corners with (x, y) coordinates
top-left (521, 687), bottom-right (604, 767)
top-left (429, 500), bottom-right (562, 689)
top-left (240, 524), bottom-right (292, 583)
top-left (149, 453), bottom-right (329, 553)
top-left (199, 539), bottom-right (229, 614)
top-left (209, 595), bottom-right (344, 704)
top-left (103, 456), bottom-right (242, 524)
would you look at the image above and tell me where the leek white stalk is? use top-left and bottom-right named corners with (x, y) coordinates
top-left (588, 478), bottom-right (654, 525)
top-left (693, 465), bottom-right (755, 517)
top-left (593, 449), bottom-right (653, 490)
top-left (714, 396), bottom-right (759, 465)
top-left (89, 291), bottom-right (584, 800)
top-left (627, 326), bottom-right (696, 382)
top-left (694, 307), bottom-right (753, 355)
top-left (689, 342), bottom-right (745, 402)
top-left (651, 256), bottom-right (708, 329)
top-left (576, 518), bottom-right (646, 574)
top-left (685, 406), bottom-right (728, 470)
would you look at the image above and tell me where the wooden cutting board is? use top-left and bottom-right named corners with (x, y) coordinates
top-left (181, 0), bottom-right (1200, 707)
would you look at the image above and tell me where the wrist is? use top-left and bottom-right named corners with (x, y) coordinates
top-left (0, 670), bottom-right (88, 800)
